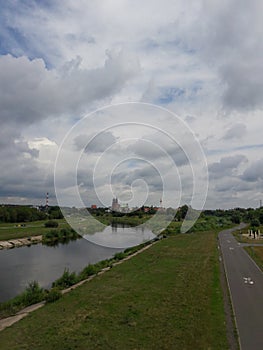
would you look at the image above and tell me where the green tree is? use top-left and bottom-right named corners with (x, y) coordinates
top-left (250, 218), bottom-right (260, 228)
top-left (231, 213), bottom-right (241, 224)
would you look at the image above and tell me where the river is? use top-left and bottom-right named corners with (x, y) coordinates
top-left (0, 224), bottom-right (154, 302)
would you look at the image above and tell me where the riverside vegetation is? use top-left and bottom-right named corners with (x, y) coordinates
top-left (0, 228), bottom-right (228, 349)
top-left (0, 207), bottom-right (254, 318)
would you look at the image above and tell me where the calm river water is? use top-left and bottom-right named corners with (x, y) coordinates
top-left (0, 225), bottom-right (154, 302)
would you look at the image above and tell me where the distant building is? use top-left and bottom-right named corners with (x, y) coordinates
top-left (91, 204), bottom-right (97, 209)
top-left (120, 203), bottom-right (130, 213)
top-left (111, 198), bottom-right (120, 212)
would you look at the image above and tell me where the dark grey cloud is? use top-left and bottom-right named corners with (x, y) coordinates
top-left (223, 123), bottom-right (247, 140)
top-left (0, 147), bottom-right (54, 202)
top-left (209, 154), bottom-right (247, 179)
top-left (112, 164), bottom-right (163, 192)
top-left (241, 158), bottom-right (263, 182)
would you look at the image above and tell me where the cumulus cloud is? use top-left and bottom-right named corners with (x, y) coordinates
top-left (0, 52), bottom-right (139, 126)
top-left (0, 51), bottom-right (139, 202)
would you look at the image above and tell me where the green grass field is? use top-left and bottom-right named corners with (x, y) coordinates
top-left (0, 230), bottom-right (228, 349)
top-left (0, 219), bottom-right (69, 241)
top-left (244, 246), bottom-right (263, 271)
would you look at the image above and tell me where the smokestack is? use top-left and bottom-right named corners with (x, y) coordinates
top-left (46, 192), bottom-right (49, 210)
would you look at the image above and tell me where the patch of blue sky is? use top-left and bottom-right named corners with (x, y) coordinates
top-left (0, 0), bottom-right (55, 68)
top-left (191, 80), bottom-right (202, 93)
top-left (126, 159), bottom-right (146, 168)
top-left (139, 38), bottom-right (160, 51)
top-left (33, 0), bottom-right (56, 9)
top-left (0, 25), bottom-right (53, 69)
top-left (156, 81), bottom-right (203, 105)
top-left (206, 144), bottom-right (263, 156)
top-left (156, 87), bottom-right (185, 104)
top-left (235, 144), bottom-right (263, 151)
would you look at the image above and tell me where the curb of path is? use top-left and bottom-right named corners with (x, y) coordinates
top-left (218, 224), bottom-right (246, 350)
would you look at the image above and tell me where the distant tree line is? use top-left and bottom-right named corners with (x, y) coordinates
top-left (203, 207), bottom-right (263, 226)
top-left (89, 204), bottom-right (263, 228)
top-left (1, 203), bottom-right (263, 227)
top-left (0, 205), bottom-right (63, 223)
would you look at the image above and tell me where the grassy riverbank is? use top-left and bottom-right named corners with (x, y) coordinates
top-left (0, 219), bottom-right (70, 241)
top-left (0, 230), bottom-right (228, 349)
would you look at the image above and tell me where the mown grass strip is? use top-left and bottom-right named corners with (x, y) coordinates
top-left (0, 230), bottom-right (228, 350)
top-left (244, 246), bottom-right (263, 271)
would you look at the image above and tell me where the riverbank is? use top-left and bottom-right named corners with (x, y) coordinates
top-left (0, 219), bottom-right (69, 242)
top-left (0, 241), bottom-right (155, 331)
top-left (0, 230), bottom-right (229, 349)
top-left (0, 236), bottom-right (42, 249)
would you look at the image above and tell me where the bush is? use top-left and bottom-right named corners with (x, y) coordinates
top-left (79, 264), bottom-right (98, 279)
top-left (45, 288), bottom-right (62, 303)
top-left (21, 281), bottom-right (45, 306)
top-left (0, 281), bottom-right (45, 318)
top-left (113, 252), bottom-right (126, 261)
top-left (52, 269), bottom-right (79, 289)
top-left (45, 220), bottom-right (59, 228)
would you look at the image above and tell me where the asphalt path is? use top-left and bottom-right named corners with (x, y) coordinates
top-left (219, 226), bottom-right (263, 350)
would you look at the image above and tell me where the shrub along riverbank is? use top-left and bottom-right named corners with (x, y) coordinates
top-left (42, 227), bottom-right (80, 244)
top-left (0, 229), bottom-right (228, 349)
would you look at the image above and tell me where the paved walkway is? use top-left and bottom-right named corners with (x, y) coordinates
top-left (219, 225), bottom-right (263, 350)
top-left (0, 302), bottom-right (44, 331)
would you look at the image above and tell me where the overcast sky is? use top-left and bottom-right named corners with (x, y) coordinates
top-left (0, 0), bottom-right (262, 209)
